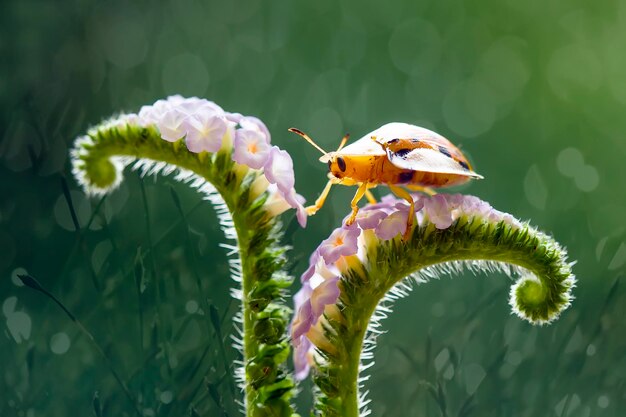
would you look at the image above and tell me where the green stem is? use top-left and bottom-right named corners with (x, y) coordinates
top-left (72, 123), bottom-right (295, 417)
top-left (315, 217), bottom-right (574, 416)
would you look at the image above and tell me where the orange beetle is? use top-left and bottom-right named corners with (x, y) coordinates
top-left (290, 122), bottom-right (483, 239)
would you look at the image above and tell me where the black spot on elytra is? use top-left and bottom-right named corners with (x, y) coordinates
top-left (438, 145), bottom-right (452, 158)
top-left (388, 138), bottom-right (400, 144)
top-left (395, 148), bottom-right (412, 158)
top-left (411, 138), bottom-right (421, 143)
top-left (337, 157), bottom-right (347, 172)
top-left (458, 160), bottom-right (469, 170)
top-left (398, 171), bottom-right (414, 183)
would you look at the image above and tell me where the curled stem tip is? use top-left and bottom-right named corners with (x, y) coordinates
top-left (292, 193), bottom-right (575, 417)
top-left (70, 96), bottom-right (306, 417)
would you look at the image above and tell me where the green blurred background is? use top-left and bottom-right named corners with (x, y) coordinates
top-left (1, 0), bottom-right (625, 416)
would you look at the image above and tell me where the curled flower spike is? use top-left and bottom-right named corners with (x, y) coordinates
top-left (292, 193), bottom-right (575, 417)
top-left (70, 96), bottom-right (306, 417)
top-left (72, 96), bottom-right (306, 225)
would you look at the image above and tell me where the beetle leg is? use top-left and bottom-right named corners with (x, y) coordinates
top-left (365, 189), bottom-right (377, 204)
top-left (388, 185), bottom-right (415, 241)
top-left (346, 182), bottom-right (368, 226)
top-left (306, 179), bottom-right (334, 215)
top-left (405, 184), bottom-right (436, 196)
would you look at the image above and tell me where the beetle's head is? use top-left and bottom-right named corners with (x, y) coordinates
top-left (319, 152), bottom-right (347, 179)
top-left (288, 128), bottom-right (350, 179)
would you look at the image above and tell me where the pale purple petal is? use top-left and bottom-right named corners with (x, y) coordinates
top-left (310, 276), bottom-right (341, 319)
top-left (183, 113), bottom-right (228, 153)
top-left (282, 187), bottom-right (307, 227)
top-left (264, 146), bottom-right (295, 193)
top-left (375, 209), bottom-right (409, 240)
top-left (165, 95), bottom-right (186, 105)
top-left (232, 129), bottom-right (271, 169)
top-left (240, 116), bottom-right (271, 143)
top-left (318, 224), bottom-right (360, 265)
top-left (262, 184), bottom-right (292, 216)
top-left (412, 197), bottom-right (425, 213)
top-left (294, 281), bottom-right (313, 311)
top-left (424, 194), bottom-right (454, 229)
top-left (175, 97), bottom-right (225, 115)
top-left (354, 209), bottom-right (388, 229)
top-left (138, 101), bottom-right (170, 124)
top-left (156, 108), bottom-right (188, 142)
top-left (291, 301), bottom-right (314, 343)
top-left (294, 336), bottom-right (312, 380)
top-left (301, 251), bottom-right (320, 283)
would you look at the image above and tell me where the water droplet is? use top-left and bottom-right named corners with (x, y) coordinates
top-left (50, 332), bottom-right (71, 354)
top-left (185, 300), bottom-right (199, 314)
top-left (598, 395), bottom-right (610, 408)
top-left (6, 311), bottom-right (32, 343)
top-left (574, 165), bottom-right (599, 192)
top-left (523, 165), bottom-right (548, 210)
top-left (2, 296), bottom-right (17, 316)
top-left (464, 363), bottom-right (485, 395)
top-left (556, 148), bottom-right (585, 178)
top-left (160, 391), bottom-right (174, 404)
top-left (586, 344), bottom-right (596, 356)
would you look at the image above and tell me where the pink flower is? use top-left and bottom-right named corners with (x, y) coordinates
top-left (156, 108), bottom-right (188, 142)
top-left (294, 336), bottom-right (313, 380)
top-left (423, 194), bottom-right (454, 229)
top-left (138, 100), bottom-right (172, 124)
top-left (240, 116), bottom-right (271, 143)
top-left (318, 224), bottom-right (360, 265)
top-left (310, 276), bottom-right (341, 319)
top-left (294, 281), bottom-right (313, 311)
top-left (232, 128), bottom-right (271, 169)
top-left (353, 208), bottom-right (389, 230)
top-left (264, 146), bottom-right (295, 193)
top-left (300, 251), bottom-right (320, 283)
top-left (375, 208), bottom-right (409, 240)
top-left (262, 185), bottom-right (307, 228)
top-left (176, 97), bottom-right (224, 115)
top-left (291, 300), bottom-right (315, 344)
top-left (183, 112), bottom-right (228, 153)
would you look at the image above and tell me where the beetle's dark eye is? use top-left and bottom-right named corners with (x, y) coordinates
top-left (327, 160), bottom-right (332, 170)
top-left (337, 157), bottom-right (346, 172)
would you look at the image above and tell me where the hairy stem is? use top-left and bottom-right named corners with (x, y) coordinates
top-left (72, 122), bottom-right (295, 417)
top-left (314, 217), bottom-right (574, 416)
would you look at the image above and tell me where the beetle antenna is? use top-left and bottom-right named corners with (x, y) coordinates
top-left (288, 128), bottom-right (328, 155)
top-left (337, 133), bottom-right (349, 151)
